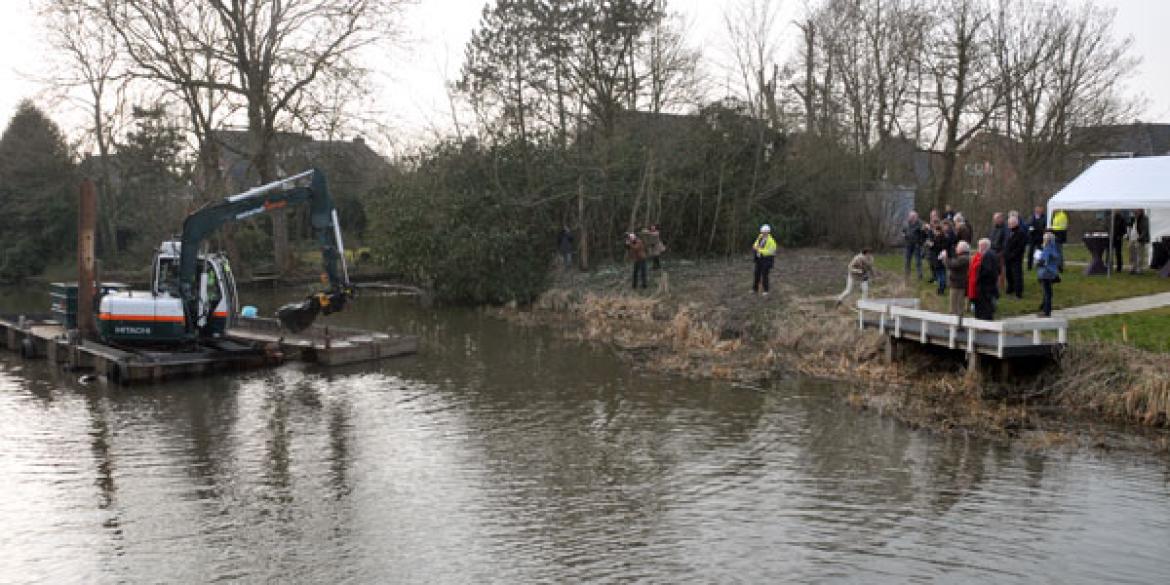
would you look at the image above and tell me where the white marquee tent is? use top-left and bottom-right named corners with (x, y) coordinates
top-left (1047, 156), bottom-right (1170, 259)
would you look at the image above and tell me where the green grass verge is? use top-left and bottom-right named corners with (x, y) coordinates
top-left (1070, 307), bottom-right (1170, 352)
top-left (1060, 244), bottom-right (1090, 263)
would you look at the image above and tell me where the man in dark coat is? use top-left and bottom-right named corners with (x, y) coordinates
top-left (902, 211), bottom-right (926, 280)
top-left (1004, 216), bottom-right (1028, 298)
top-left (1111, 210), bottom-right (1128, 273)
top-left (987, 212), bottom-right (1008, 291)
top-left (1026, 205), bottom-right (1046, 270)
top-left (988, 212), bottom-right (1007, 255)
top-left (943, 241), bottom-right (970, 316)
top-left (557, 226), bottom-right (575, 270)
top-left (974, 238), bottom-right (999, 320)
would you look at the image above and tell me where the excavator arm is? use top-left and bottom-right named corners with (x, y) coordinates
top-left (178, 169), bottom-right (353, 336)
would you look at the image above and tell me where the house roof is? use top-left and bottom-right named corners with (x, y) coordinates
top-left (210, 130), bottom-right (390, 192)
top-left (1071, 123), bottom-right (1170, 157)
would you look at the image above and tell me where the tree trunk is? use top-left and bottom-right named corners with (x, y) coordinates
top-left (708, 162), bottom-right (724, 252)
top-left (577, 176), bottom-right (588, 271)
top-left (937, 150), bottom-right (958, 209)
top-left (801, 20), bottom-right (817, 133)
top-left (247, 99), bottom-right (286, 275)
top-left (628, 151), bottom-right (653, 232)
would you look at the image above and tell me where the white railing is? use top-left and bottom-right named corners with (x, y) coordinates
top-left (857, 298), bottom-right (920, 335)
top-left (857, 298), bottom-right (1068, 358)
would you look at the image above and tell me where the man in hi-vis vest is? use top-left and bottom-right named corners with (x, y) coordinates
top-left (752, 224), bottom-right (778, 296)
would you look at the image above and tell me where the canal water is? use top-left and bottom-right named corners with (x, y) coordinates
top-left (1, 287), bottom-right (1168, 583)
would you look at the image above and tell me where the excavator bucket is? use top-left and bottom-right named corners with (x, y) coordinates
top-left (276, 288), bottom-right (352, 333)
top-left (276, 297), bottom-right (321, 333)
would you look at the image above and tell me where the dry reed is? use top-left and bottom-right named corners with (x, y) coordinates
top-left (519, 281), bottom-right (1169, 433)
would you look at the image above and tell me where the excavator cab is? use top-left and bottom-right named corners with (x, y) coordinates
top-left (196, 253), bottom-right (237, 335)
top-left (152, 245), bottom-right (181, 297)
top-left (98, 241), bottom-right (237, 343)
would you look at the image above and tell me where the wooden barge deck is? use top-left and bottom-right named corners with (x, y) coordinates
top-left (0, 313), bottom-right (417, 385)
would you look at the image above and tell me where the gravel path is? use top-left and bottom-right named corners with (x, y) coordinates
top-left (1047, 291), bottom-right (1170, 320)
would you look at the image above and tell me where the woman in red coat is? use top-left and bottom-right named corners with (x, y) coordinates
top-left (967, 248), bottom-right (982, 304)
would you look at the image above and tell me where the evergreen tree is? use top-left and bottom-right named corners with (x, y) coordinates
top-left (0, 100), bottom-right (77, 281)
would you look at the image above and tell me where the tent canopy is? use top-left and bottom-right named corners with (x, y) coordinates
top-left (1048, 156), bottom-right (1170, 211)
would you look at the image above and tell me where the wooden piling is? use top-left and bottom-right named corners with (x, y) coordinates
top-left (78, 179), bottom-right (97, 340)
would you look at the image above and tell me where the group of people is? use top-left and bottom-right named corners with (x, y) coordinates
top-left (1110, 209), bottom-right (1151, 274)
top-left (559, 224), bottom-right (668, 290)
top-left (593, 202), bottom-right (1120, 315)
top-left (931, 206), bottom-right (1063, 319)
top-left (635, 221), bottom-right (778, 297)
top-left (838, 205), bottom-right (1066, 318)
top-left (622, 225), bottom-right (666, 289)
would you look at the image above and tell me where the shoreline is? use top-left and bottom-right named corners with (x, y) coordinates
top-left (497, 250), bottom-right (1170, 453)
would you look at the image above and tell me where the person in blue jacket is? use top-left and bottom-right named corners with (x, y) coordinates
top-left (1036, 231), bottom-right (1063, 317)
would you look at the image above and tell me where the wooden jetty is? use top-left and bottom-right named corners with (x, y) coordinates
top-left (1, 313), bottom-right (417, 385)
top-left (856, 298), bottom-right (1067, 372)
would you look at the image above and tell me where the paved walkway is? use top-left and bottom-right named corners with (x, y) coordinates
top-left (1048, 291), bottom-right (1170, 321)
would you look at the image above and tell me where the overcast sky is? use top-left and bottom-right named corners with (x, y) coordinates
top-left (2, 0), bottom-right (1168, 153)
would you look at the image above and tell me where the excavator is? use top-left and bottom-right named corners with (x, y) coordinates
top-left (97, 169), bottom-right (354, 344)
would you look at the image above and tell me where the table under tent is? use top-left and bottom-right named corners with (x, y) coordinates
top-left (1046, 156), bottom-right (1170, 276)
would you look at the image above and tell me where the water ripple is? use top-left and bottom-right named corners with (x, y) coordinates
top-left (2, 297), bottom-right (1170, 583)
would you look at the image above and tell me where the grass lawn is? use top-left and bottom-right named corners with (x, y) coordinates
top-left (873, 250), bottom-right (1170, 320)
top-left (1060, 244), bottom-right (1090, 263)
top-left (1071, 307), bottom-right (1170, 352)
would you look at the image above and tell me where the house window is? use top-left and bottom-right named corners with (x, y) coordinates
top-left (964, 161), bottom-right (993, 177)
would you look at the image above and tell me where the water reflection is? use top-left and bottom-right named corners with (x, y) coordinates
top-left (1, 291), bottom-right (1169, 583)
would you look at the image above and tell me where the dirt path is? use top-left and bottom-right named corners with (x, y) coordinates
top-left (554, 249), bottom-right (864, 306)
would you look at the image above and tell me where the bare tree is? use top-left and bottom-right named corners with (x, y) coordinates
top-left (793, 15), bottom-right (818, 133)
top-left (722, 0), bottom-right (784, 126)
top-left (40, 0), bottom-right (130, 258)
top-left (99, 0), bottom-right (407, 273)
top-left (925, 0), bottom-right (1000, 208)
top-left (92, 0), bottom-right (231, 206)
top-left (720, 0), bottom-right (785, 248)
top-left (992, 0), bottom-right (1139, 205)
top-left (792, 4), bottom-right (844, 138)
top-left (815, 0), bottom-right (927, 191)
top-left (641, 4), bottom-right (701, 115)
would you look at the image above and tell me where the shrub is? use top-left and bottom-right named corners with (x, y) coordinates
top-left (367, 140), bottom-right (552, 305)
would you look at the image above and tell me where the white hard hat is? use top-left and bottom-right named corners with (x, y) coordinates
top-left (760, 224), bottom-right (772, 233)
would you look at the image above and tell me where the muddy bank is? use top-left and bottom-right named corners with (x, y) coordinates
top-left (499, 249), bottom-right (1169, 451)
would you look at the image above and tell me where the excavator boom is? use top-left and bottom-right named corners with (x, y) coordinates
top-left (178, 169), bottom-right (352, 336)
